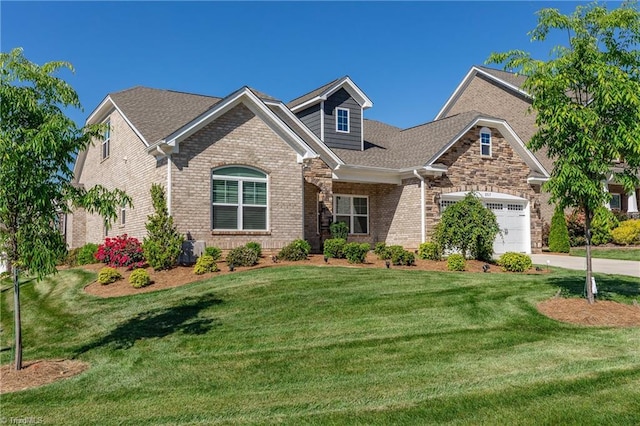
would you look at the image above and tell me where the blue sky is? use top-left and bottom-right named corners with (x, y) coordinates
top-left (1, 1), bottom-right (620, 129)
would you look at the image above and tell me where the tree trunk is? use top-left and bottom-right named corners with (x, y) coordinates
top-left (12, 264), bottom-right (22, 370)
top-left (584, 208), bottom-right (595, 305)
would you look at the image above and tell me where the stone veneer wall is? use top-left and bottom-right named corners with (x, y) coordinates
top-left (425, 125), bottom-right (543, 252)
top-left (71, 109), bottom-right (165, 248)
top-left (171, 103), bottom-right (304, 250)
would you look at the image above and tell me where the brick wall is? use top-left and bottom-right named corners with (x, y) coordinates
top-left (171, 103), bottom-right (304, 250)
top-left (71, 109), bottom-right (165, 247)
top-left (445, 73), bottom-right (555, 225)
top-left (425, 125), bottom-right (543, 252)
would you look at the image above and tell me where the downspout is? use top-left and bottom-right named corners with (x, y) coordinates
top-left (167, 154), bottom-right (173, 216)
top-left (413, 170), bottom-right (426, 244)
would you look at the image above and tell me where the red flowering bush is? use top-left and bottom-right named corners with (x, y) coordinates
top-left (95, 234), bottom-right (146, 269)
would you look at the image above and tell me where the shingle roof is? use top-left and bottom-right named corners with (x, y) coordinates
top-left (476, 66), bottom-right (528, 90)
top-left (332, 111), bottom-right (488, 169)
top-left (286, 76), bottom-right (345, 109)
top-left (109, 86), bottom-right (221, 143)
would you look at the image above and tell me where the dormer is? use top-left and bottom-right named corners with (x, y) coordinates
top-left (288, 76), bottom-right (373, 151)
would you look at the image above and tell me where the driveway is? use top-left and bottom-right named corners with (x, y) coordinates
top-left (530, 254), bottom-right (640, 278)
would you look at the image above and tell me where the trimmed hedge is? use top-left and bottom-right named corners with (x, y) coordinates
top-left (343, 243), bottom-right (370, 264)
top-left (549, 207), bottom-right (570, 253)
top-left (323, 238), bottom-right (346, 259)
top-left (418, 242), bottom-right (441, 261)
top-left (193, 255), bottom-right (218, 275)
top-left (278, 239), bottom-right (311, 261)
top-left (129, 269), bottom-right (151, 288)
top-left (98, 267), bottom-right (122, 285)
top-left (447, 254), bottom-right (466, 271)
top-left (611, 219), bottom-right (640, 245)
top-left (226, 245), bottom-right (259, 267)
top-left (497, 252), bottom-right (532, 272)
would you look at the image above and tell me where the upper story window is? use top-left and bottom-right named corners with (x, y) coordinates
top-left (610, 193), bottom-right (621, 210)
top-left (336, 108), bottom-right (349, 133)
top-left (212, 166), bottom-right (268, 231)
top-left (480, 127), bottom-right (491, 157)
top-left (102, 120), bottom-right (111, 160)
top-left (334, 195), bottom-right (368, 234)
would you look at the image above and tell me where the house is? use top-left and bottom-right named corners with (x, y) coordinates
top-left (436, 65), bottom-right (640, 221)
top-left (72, 68), bottom-right (623, 255)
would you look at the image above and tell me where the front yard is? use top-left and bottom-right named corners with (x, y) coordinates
top-left (570, 246), bottom-right (640, 261)
top-left (1, 265), bottom-right (639, 424)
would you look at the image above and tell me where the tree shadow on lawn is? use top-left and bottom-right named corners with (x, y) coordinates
top-left (546, 274), bottom-right (640, 299)
top-left (75, 293), bottom-right (223, 354)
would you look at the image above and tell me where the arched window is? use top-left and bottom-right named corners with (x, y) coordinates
top-left (480, 127), bottom-right (491, 157)
top-left (212, 166), bottom-right (268, 230)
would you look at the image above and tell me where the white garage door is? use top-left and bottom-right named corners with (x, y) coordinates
top-left (441, 192), bottom-right (530, 254)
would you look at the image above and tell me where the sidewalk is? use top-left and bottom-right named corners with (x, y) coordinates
top-left (530, 254), bottom-right (640, 278)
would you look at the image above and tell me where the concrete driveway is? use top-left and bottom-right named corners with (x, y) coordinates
top-left (530, 254), bottom-right (640, 278)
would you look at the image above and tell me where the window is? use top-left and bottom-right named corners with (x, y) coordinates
top-left (334, 195), bottom-right (368, 234)
top-left (102, 120), bottom-right (110, 160)
top-left (480, 127), bottom-right (491, 157)
top-left (507, 204), bottom-right (524, 211)
top-left (440, 200), bottom-right (458, 212)
top-left (336, 108), bottom-right (349, 133)
top-left (212, 166), bottom-right (267, 231)
top-left (610, 193), bottom-right (621, 210)
top-left (485, 202), bottom-right (504, 211)
top-left (120, 205), bottom-right (126, 226)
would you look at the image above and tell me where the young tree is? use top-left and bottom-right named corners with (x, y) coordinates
top-left (0, 48), bottom-right (131, 370)
top-left (433, 192), bottom-right (500, 262)
top-left (142, 184), bottom-right (184, 271)
top-left (548, 206), bottom-right (571, 253)
top-left (488, 1), bottom-right (640, 303)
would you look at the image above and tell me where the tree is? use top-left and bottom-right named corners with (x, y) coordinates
top-left (488, 1), bottom-right (640, 304)
top-left (433, 192), bottom-right (501, 262)
top-left (548, 206), bottom-right (571, 253)
top-left (142, 184), bottom-right (184, 271)
top-left (0, 48), bottom-right (131, 370)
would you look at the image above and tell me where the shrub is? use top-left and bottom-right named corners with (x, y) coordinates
top-left (129, 269), bottom-right (151, 288)
top-left (542, 221), bottom-right (551, 247)
top-left (193, 254), bottom-right (218, 275)
top-left (98, 267), bottom-right (122, 285)
top-left (591, 207), bottom-right (618, 246)
top-left (611, 219), bottom-right (640, 245)
top-left (566, 209), bottom-right (586, 246)
top-left (343, 243), bottom-right (370, 264)
top-left (549, 206), bottom-right (570, 253)
top-left (226, 246), bottom-right (259, 267)
top-left (142, 184), bottom-right (184, 271)
top-left (64, 247), bottom-right (80, 267)
top-left (330, 222), bottom-right (349, 240)
top-left (433, 192), bottom-right (499, 261)
top-left (77, 243), bottom-right (99, 265)
top-left (497, 252), bottom-right (533, 272)
top-left (204, 246), bottom-right (222, 261)
top-left (245, 241), bottom-right (262, 258)
top-left (389, 246), bottom-right (415, 266)
top-left (95, 234), bottom-right (145, 269)
top-left (323, 238), bottom-right (346, 259)
top-left (447, 254), bottom-right (466, 271)
top-left (418, 242), bottom-right (441, 261)
top-left (277, 239), bottom-right (311, 261)
top-left (374, 242), bottom-right (388, 259)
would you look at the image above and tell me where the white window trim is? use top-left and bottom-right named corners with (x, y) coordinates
top-left (336, 107), bottom-right (350, 133)
top-left (120, 205), bottom-right (126, 226)
top-left (333, 194), bottom-right (369, 235)
top-left (211, 167), bottom-right (269, 231)
top-left (610, 193), bottom-right (621, 210)
top-left (480, 127), bottom-right (491, 157)
top-left (102, 119), bottom-right (110, 161)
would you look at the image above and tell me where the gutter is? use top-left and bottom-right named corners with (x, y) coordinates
top-left (413, 170), bottom-right (426, 244)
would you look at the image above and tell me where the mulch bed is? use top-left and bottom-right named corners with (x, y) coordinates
top-left (1, 359), bottom-right (88, 394)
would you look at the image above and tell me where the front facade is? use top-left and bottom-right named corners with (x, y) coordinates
top-left (72, 67), bottom-right (639, 255)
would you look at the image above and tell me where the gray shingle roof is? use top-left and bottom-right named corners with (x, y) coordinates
top-left (109, 86), bottom-right (221, 143)
top-left (287, 76), bottom-right (345, 109)
top-left (476, 66), bottom-right (528, 90)
top-left (332, 111), bottom-right (488, 169)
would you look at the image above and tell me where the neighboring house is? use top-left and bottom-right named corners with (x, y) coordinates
top-left (73, 68), bottom-right (622, 255)
top-left (436, 65), bottom-right (640, 221)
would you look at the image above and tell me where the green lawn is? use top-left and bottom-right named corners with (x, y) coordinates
top-left (1, 266), bottom-right (639, 425)
top-left (570, 246), bottom-right (640, 261)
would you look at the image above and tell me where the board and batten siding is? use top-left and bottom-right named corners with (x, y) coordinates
top-left (296, 104), bottom-right (322, 139)
top-left (323, 88), bottom-right (362, 150)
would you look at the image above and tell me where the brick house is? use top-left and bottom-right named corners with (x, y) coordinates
top-left (72, 69), bottom-right (620, 255)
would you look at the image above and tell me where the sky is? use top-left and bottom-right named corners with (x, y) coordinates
top-left (1, 1), bottom-right (623, 129)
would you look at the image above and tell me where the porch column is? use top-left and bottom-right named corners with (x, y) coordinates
top-left (628, 190), bottom-right (639, 214)
top-left (603, 182), bottom-right (611, 210)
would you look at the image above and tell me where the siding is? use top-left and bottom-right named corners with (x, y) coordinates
top-left (295, 104), bottom-right (321, 139)
top-left (323, 88), bottom-right (362, 150)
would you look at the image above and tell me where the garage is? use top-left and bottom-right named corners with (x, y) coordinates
top-left (440, 192), bottom-right (531, 254)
